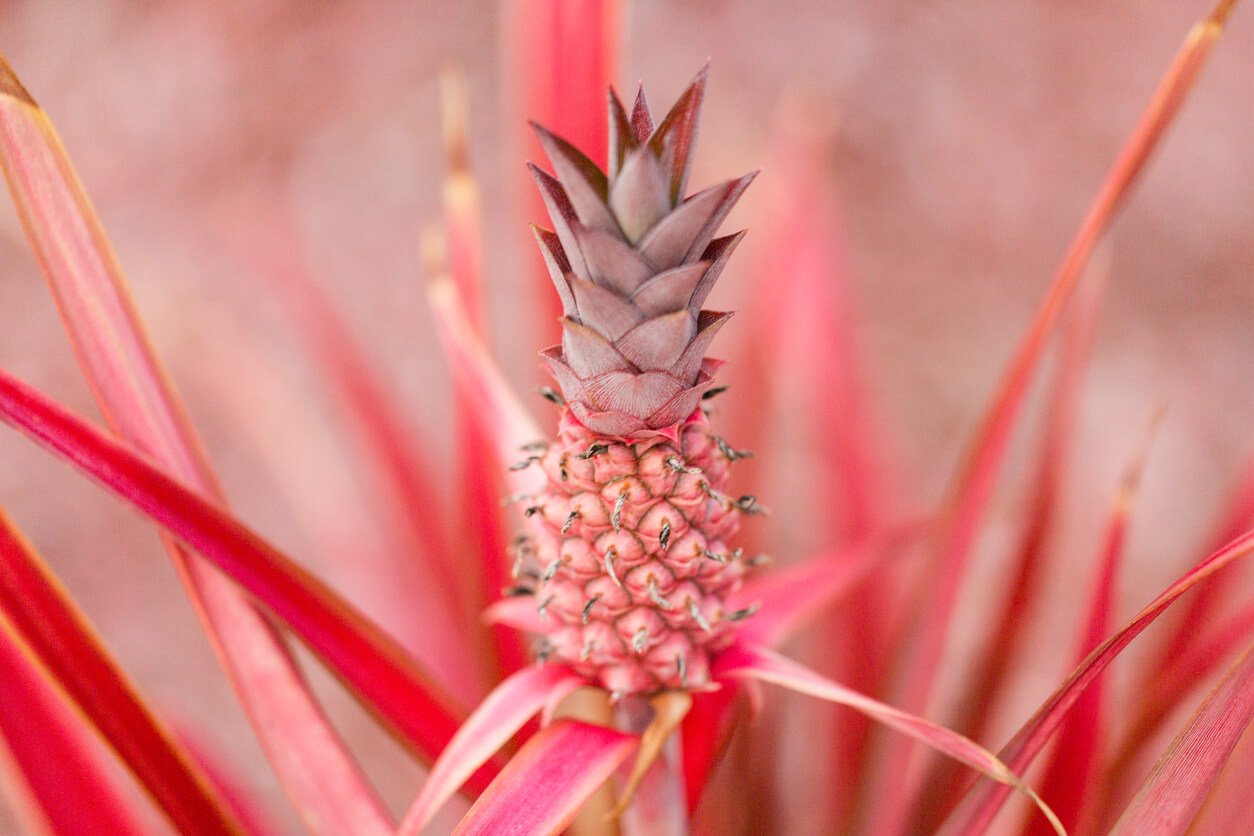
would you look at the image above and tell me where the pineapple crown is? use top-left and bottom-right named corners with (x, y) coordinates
top-left (530, 66), bottom-right (755, 438)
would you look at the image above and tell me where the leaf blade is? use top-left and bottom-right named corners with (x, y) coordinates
top-left (870, 3), bottom-right (1241, 828)
top-left (1111, 641), bottom-right (1254, 834)
top-left (939, 525), bottom-right (1254, 834)
top-left (0, 618), bottom-right (159, 836)
top-left (0, 509), bottom-right (242, 833)
top-left (714, 643), bottom-right (1063, 835)
top-left (0, 52), bottom-right (393, 833)
top-left (452, 719), bottom-right (637, 836)
top-left (399, 665), bottom-right (585, 835)
top-left (0, 368), bottom-right (480, 786)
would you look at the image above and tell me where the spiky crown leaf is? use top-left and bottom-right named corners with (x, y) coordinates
top-left (530, 67), bottom-right (754, 438)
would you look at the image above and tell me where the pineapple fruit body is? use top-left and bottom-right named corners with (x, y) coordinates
top-left (518, 409), bottom-right (752, 694)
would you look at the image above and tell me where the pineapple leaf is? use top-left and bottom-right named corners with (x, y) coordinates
top-left (1024, 418), bottom-right (1155, 835)
top-left (0, 510), bottom-right (242, 833)
top-left (398, 666), bottom-right (585, 835)
top-left (872, 0), bottom-right (1241, 825)
top-left (0, 622), bottom-right (160, 836)
top-left (0, 368), bottom-right (484, 789)
top-left (1110, 640), bottom-right (1254, 834)
top-left (714, 643), bottom-right (1065, 835)
top-left (940, 526), bottom-right (1254, 834)
top-left (0, 51), bottom-right (395, 834)
top-left (451, 719), bottom-right (637, 836)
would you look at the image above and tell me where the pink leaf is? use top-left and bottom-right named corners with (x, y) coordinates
top-left (1111, 641), bottom-right (1254, 834)
top-left (916, 259), bottom-right (1109, 828)
top-left (681, 685), bottom-right (743, 814)
top-left (714, 643), bottom-right (1063, 835)
top-left (504, 0), bottom-right (622, 339)
top-left (438, 80), bottom-right (533, 677)
top-left (399, 665), bottom-right (586, 834)
top-left (1117, 597), bottom-right (1254, 778)
top-left (428, 278), bottom-right (547, 497)
top-left (732, 524), bottom-right (925, 648)
top-left (0, 509), bottom-right (242, 833)
top-left (0, 53), bottom-right (392, 832)
top-left (869, 2), bottom-right (1240, 828)
top-left (940, 525), bottom-right (1254, 834)
top-left (483, 597), bottom-right (557, 636)
top-left (452, 719), bottom-right (637, 836)
top-left (1027, 427), bottom-right (1152, 835)
top-left (0, 369), bottom-right (482, 789)
top-left (243, 215), bottom-right (480, 702)
top-left (1113, 455), bottom-right (1254, 778)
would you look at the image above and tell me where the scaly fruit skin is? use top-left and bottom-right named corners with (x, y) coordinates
top-left (514, 407), bottom-right (756, 695)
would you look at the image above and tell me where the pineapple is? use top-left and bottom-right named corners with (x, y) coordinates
top-left (511, 69), bottom-right (761, 696)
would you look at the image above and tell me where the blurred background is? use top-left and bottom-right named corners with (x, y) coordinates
top-left (0, 1), bottom-right (1251, 832)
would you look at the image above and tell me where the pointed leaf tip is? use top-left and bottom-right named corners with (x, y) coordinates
top-left (649, 65), bottom-right (709, 204)
top-left (0, 53), bottom-right (35, 105)
top-left (630, 83), bottom-right (653, 144)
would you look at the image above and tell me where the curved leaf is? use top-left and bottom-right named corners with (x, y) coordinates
top-left (940, 526), bottom-right (1254, 834)
top-left (732, 524), bottom-right (924, 648)
top-left (453, 719), bottom-right (637, 836)
top-left (399, 665), bottom-right (586, 834)
top-left (1026, 430), bottom-right (1150, 835)
top-left (715, 643), bottom-right (1063, 835)
top-left (0, 368), bottom-right (482, 786)
top-left (870, 3), bottom-right (1241, 828)
top-left (1111, 641), bottom-right (1254, 834)
top-left (0, 510), bottom-right (241, 833)
top-left (0, 51), bottom-right (392, 832)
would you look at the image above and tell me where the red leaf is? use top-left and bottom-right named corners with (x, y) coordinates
top-left (680, 685), bottom-right (743, 815)
top-left (714, 643), bottom-right (1064, 834)
top-left (0, 369), bottom-right (481, 786)
top-left (0, 622), bottom-right (158, 836)
top-left (438, 77), bottom-right (533, 677)
top-left (1027, 426), bottom-right (1152, 835)
top-left (1106, 594), bottom-right (1254, 800)
top-left (399, 665), bottom-right (586, 834)
top-left (0, 53), bottom-right (392, 832)
top-left (949, 256), bottom-right (1107, 744)
top-left (869, 2), bottom-right (1240, 828)
top-left (940, 526), bottom-right (1254, 834)
top-left (0, 510), bottom-right (241, 833)
top-left (1184, 697), bottom-right (1254, 834)
top-left (1110, 456), bottom-right (1254, 780)
top-left (1111, 641), bottom-right (1254, 834)
top-left (503, 0), bottom-right (622, 339)
top-left (452, 719), bottom-right (637, 836)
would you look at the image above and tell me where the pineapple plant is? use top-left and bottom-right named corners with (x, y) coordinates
top-left (0, 1), bottom-right (1249, 834)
